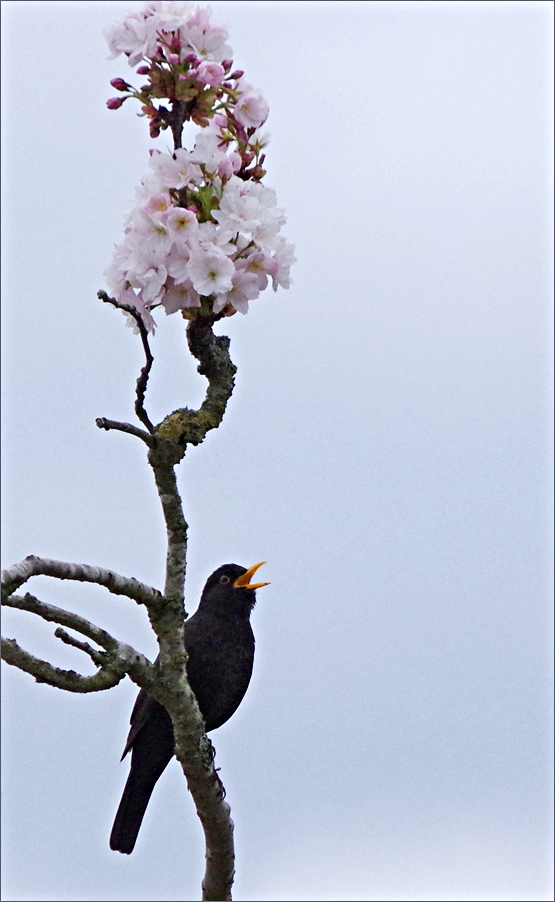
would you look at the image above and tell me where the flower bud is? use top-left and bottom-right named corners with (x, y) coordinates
top-left (221, 59), bottom-right (233, 71)
top-left (106, 97), bottom-right (125, 110)
top-left (229, 151), bottom-right (242, 173)
top-left (250, 165), bottom-right (266, 180)
top-left (137, 65), bottom-right (150, 75)
top-left (230, 70), bottom-right (244, 80)
top-left (217, 157), bottom-right (233, 180)
top-left (167, 53), bottom-right (180, 65)
top-left (110, 77), bottom-right (129, 91)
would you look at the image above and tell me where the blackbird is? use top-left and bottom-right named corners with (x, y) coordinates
top-left (109, 562), bottom-right (268, 854)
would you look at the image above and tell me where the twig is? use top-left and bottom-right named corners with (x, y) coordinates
top-left (95, 417), bottom-right (155, 446)
top-left (1, 637), bottom-right (125, 692)
top-left (98, 290), bottom-right (155, 433)
top-left (54, 627), bottom-right (106, 666)
top-left (1, 592), bottom-right (154, 693)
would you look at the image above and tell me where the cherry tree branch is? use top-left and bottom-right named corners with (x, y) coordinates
top-left (95, 417), bottom-right (156, 446)
top-left (155, 314), bottom-right (237, 448)
top-left (98, 290), bottom-right (155, 433)
top-left (6, 313), bottom-right (238, 900)
top-left (1, 556), bottom-right (163, 611)
top-left (1, 590), bottom-right (153, 692)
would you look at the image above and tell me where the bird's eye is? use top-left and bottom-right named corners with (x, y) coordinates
top-left (219, 575), bottom-right (230, 585)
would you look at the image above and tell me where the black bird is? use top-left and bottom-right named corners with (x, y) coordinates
top-left (110, 562), bottom-right (268, 854)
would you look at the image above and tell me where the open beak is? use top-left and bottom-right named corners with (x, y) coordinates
top-left (233, 561), bottom-right (269, 591)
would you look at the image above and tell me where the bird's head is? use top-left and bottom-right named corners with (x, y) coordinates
top-left (200, 562), bottom-right (269, 618)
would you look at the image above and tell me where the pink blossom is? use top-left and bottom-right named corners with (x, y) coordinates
top-left (180, 6), bottom-right (231, 61)
top-left (213, 267), bottom-right (260, 314)
top-left (190, 132), bottom-right (229, 176)
top-left (196, 61), bottom-right (225, 86)
top-left (188, 247), bottom-right (234, 296)
top-left (269, 237), bottom-right (296, 290)
top-left (161, 276), bottom-right (200, 314)
top-left (234, 87), bottom-right (269, 129)
top-left (144, 192), bottom-right (172, 215)
top-left (144, 1), bottom-right (193, 33)
top-left (104, 11), bottom-right (158, 66)
top-left (105, 2), bottom-right (295, 325)
top-left (148, 148), bottom-right (200, 189)
top-left (166, 207), bottom-right (198, 238)
top-left (235, 251), bottom-right (274, 291)
top-left (212, 180), bottom-right (263, 234)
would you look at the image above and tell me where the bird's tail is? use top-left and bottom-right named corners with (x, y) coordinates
top-left (109, 769), bottom-right (158, 854)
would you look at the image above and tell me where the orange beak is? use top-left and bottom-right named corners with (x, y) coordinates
top-left (233, 561), bottom-right (269, 591)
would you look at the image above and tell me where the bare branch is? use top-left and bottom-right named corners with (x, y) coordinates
top-left (155, 314), bottom-right (236, 448)
top-left (148, 444), bottom-right (188, 608)
top-left (1, 556), bottom-right (163, 613)
top-left (54, 627), bottom-right (106, 666)
top-left (1, 636), bottom-right (126, 692)
top-left (95, 417), bottom-right (155, 446)
top-left (3, 591), bottom-right (120, 648)
top-left (98, 290), bottom-right (155, 433)
top-left (2, 591), bottom-right (155, 695)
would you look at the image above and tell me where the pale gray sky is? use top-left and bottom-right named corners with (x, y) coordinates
top-left (1, 2), bottom-right (553, 900)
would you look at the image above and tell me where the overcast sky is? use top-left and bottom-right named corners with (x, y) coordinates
top-left (1, 1), bottom-right (553, 900)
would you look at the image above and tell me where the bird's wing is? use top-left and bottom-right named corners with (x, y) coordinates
top-left (120, 688), bottom-right (160, 760)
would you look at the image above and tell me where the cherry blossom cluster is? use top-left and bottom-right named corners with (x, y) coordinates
top-left (104, 1), bottom-right (295, 330)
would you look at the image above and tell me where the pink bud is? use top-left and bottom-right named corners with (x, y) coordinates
top-left (217, 157), bottom-right (233, 180)
top-left (178, 74), bottom-right (188, 82)
top-left (106, 97), bottom-right (125, 110)
top-left (188, 68), bottom-right (198, 79)
top-left (110, 77), bottom-right (129, 91)
top-left (230, 70), bottom-right (244, 80)
top-left (229, 151), bottom-right (242, 173)
top-left (184, 52), bottom-right (198, 64)
top-left (221, 59), bottom-right (233, 71)
top-left (137, 65), bottom-right (150, 75)
top-left (167, 53), bottom-right (180, 65)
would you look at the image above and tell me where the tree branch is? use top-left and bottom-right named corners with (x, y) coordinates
top-left (54, 626), bottom-right (107, 665)
top-left (142, 315), bottom-right (238, 898)
top-left (5, 314), bottom-right (239, 900)
top-left (1, 636), bottom-right (125, 691)
top-left (98, 290), bottom-right (155, 433)
top-left (1, 591), bottom-right (153, 693)
top-left (155, 314), bottom-right (237, 447)
top-left (95, 417), bottom-right (155, 446)
top-left (1, 556), bottom-right (163, 613)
